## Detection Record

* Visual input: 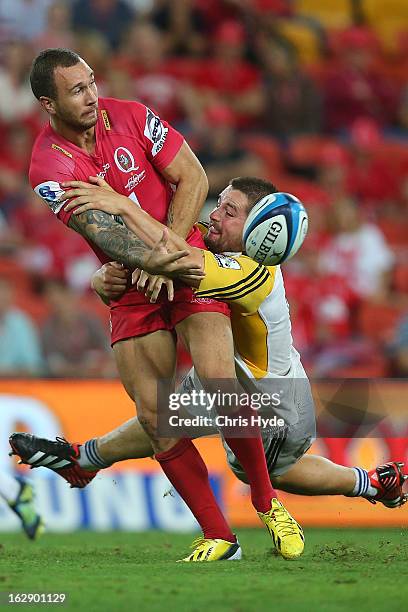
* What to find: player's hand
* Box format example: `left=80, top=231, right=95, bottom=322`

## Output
left=141, top=229, right=205, bottom=280
left=61, top=175, right=115, bottom=196
left=133, top=269, right=174, bottom=303
left=91, top=261, right=130, bottom=304
left=61, top=176, right=129, bottom=216
left=133, top=236, right=175, bottom=303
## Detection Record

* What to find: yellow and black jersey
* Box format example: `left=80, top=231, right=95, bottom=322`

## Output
left=196, top=251, right=275, bottom=315
left=196, top=250, right=295, bottom=379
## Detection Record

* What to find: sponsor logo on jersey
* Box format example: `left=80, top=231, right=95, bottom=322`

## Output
left=181, top=374, right=195, bottom=394
left=100, top=109, right=111, bottom=130
left=114, top=146, right=139, bottom=173
left=125, top=170, right=146, bottom=191
left=191, top=296, right=215, bottom=305
left=214, top=254, right=241, bottom=270
left=144, top=107, right=168, bottom=157
left=51, top=143, right=73, bottom=158
left=34, top=181, right=65, bottom=214
left=97, top=163, right=110, bottom=180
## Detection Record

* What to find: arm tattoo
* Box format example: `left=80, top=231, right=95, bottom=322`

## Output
left=167, top=202, right=174, bottom=228
left=69, top=209, right=149, bottom=269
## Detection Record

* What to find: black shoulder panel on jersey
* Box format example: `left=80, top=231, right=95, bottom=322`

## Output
left=196, top=264, right=269, bottom=301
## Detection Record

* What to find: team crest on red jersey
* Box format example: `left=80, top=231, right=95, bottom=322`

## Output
left=114, top=146, right=138, bottom=173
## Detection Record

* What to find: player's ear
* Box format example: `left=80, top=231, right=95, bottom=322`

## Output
left=39, top=96, right=57, bottom=116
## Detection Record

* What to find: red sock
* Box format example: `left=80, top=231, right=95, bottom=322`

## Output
left=156, top=439, right=234, bottom=541
left=224, top=436, right=277, bottom=513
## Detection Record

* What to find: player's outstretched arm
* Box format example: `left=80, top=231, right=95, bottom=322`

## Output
left=68, top=209, right=200, bottom=278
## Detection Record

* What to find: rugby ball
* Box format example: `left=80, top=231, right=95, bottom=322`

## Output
left=243, top=192, right=308, bottom=265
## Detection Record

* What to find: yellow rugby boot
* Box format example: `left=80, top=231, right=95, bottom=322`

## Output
left=258, top=498, right=304, bottom=560
left=9, top=479, right=45, bottom=541
left=178, top=536, right=242, bottom=562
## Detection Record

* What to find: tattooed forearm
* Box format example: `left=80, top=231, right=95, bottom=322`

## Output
left=68, top=209, right=149, bottom=269
left=166, top=202, right=174, bottom=228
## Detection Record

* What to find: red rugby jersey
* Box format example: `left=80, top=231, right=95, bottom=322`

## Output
left=29, top=97, right=203, bottom=306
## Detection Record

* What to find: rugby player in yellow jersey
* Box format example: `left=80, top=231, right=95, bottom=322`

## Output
left=10, top=177, right=407, bottom=558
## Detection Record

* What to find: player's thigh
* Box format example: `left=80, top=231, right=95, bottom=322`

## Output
left=268, top=384, right=316, bottom=481
left=176, top=312, right=236, bottom=379
left=113, top=330, right=177, bottom=405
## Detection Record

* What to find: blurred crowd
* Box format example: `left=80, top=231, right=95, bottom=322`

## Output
left=0, top=0, right=407, bottom=378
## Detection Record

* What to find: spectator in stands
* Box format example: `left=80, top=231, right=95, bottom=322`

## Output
left=320, top=197, right=394, bottom=300
left=72, top=0, right=135, bottom=50
left=323, top=27, right=397, bottom=132
left=196, top=20, right=262, bottom=129
left=104, top=66, right=135, bottom=101
left=286, top=230, right=356, bottom=355
left=73, top=30, right=111, bottom=91
left=288, top=234, right=386, bottom=378
left=256, top=40, right=322, bottom=140
left=0, top=0, right=53, bottom=43
left=197, top=104, right=264, bottom=198
left=0, top=123, right=34, bottom=221
left=316, top=143, right=349, bottom=201
left=0, top=41, right=37, bottom=123
left=345, top=118, right=397, bottom=206
left=33, top=1, right=75, bottom=52
left=0, top=122, right=33, bottom=182
left=41, top=280, right=112, bottom=378
left=11, top=186, right=96, bottom=285
left=0, top=277, right=43, bottom=376
left=115, top=21, right=199, bottom=126
left=0, top=211, right=21, bottom=256
left=147, top=0, right=206, bottom=56
left=193, top=0, right=249, bottom=36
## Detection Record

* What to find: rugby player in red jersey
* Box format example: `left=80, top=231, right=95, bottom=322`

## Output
left=27, top=49, right=287, bottom=561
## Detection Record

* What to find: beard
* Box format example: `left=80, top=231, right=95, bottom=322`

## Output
left=56, top=104, right=98, bottom=131
left=81, top=114, right=98, bottom=130
left=204, top=232, right=222, bottom=254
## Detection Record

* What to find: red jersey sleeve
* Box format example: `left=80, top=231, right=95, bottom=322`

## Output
left=29, top=148, right=77, bottom=227
left=130, top=102, right=184, bottom=172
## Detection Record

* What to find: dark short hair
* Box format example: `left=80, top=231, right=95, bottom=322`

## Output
left=229, top=177, right=278, bottom=209
left=30, top=48, right=81, bottom=100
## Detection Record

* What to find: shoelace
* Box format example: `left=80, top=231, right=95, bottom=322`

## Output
left=271, top=508, right=300, bottom=538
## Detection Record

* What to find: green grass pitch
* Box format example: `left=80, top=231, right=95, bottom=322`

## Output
left=1, top=529, right=408, bottom=611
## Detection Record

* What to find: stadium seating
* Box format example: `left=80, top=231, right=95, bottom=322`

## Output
left=362, top=0, right=408, bottom=54
left=0, top=258, right=31, bottom=293
left=362, top=0, right=408, bottom=25
left=288, top=134, right=347, bottom=167
left=240, top=134, right=283, bottom=174
left=357, top=301, right=405, bottom=343
left=294, top=0, right=353, bottom=29
left=276, top=18, right=321, bottom=64
left=328, top=355, right=388, bottom=378
left=14, top=288, right=49, bottom=324
left=79, top=292, right=110, bottom=326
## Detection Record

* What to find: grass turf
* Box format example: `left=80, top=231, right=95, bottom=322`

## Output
left=1, top=529, right=408, bottom=611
